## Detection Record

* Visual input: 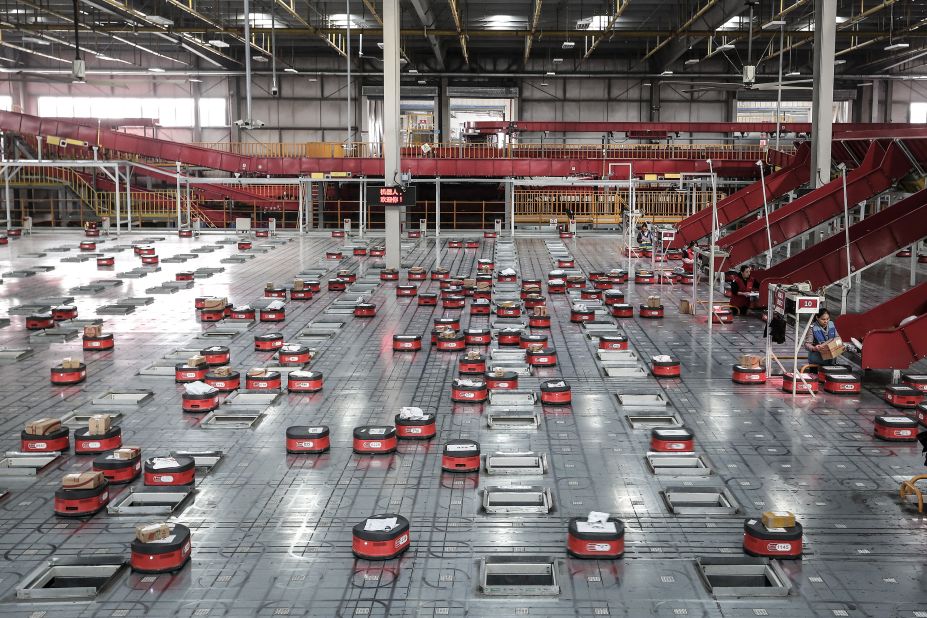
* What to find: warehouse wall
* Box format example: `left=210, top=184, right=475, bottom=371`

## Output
left=517, top=78, right=732, bottom=144
left=883, top=80, right=927, bottom=123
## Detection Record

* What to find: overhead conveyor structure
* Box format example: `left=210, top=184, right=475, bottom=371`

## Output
left=835, top=282, right=927, bottom=370
left=0, top=112, right=771, bottom=179
left=668, top=143, right=811, bottom=249
left=716, top=141, right=916, bottom=267
left=753, top=187, right=927, bottom=302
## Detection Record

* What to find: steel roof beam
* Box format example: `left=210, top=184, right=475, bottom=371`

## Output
left=581, top=0, right=631, bottom=62
left=406, top=0, right=445, bottom=69
left=446, top=0, right=469, bottom=65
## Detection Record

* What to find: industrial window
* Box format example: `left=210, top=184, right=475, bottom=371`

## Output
left=912, top=103, right=927, bottom=123
left=0, top=95, right=11, bottom=111
left=36, top=97, right=226, bottom=127
left=736, top=100, right=849, bottom=124
left=198, top=98, right=227, bottom=127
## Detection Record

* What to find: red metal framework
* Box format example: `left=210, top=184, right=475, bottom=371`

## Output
left=754, top=188, right=927, bottom=301
left=0, top=111, right=767, bottom=178
left=836, top=281, right=927, bottom=343
left=464, top=121, right=923, bottom=136
left=669, top=143, right=811, bottom=249
left=717, top=141, right=914, bottom=267
left=835, top=282, right=927, bottom=370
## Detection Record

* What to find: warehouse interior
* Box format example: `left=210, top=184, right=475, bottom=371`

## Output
left=1, top=0, right=927, bottom=615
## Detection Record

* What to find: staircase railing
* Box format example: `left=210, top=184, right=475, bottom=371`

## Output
left=11, top=165, right=215, bottom=226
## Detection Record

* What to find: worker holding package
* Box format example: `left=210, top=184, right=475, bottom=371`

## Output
left=805, top=308, right=845, bottom=366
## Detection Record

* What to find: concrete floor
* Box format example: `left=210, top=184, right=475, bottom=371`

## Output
left=0, top=230, right=924, bottom=617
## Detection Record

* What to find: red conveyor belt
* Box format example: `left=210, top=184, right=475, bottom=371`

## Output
left=835, top=281, right=927, bottom=343
left=0, top=111, right=764, bottom=178
left=834, top=282, right=927, bottom=370
left=668, top=143, right=810, bottom=249
left=716, top=141, right=914, bottom=267
left=754, top=188, right=927, bottom=301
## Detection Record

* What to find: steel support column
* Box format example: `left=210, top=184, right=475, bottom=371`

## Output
left=383, top=0, right=401, bottom=269
left=810, top=0, right=837, bottom=189
left=435, top=178, right=441, bottom=268
left=297, top=180, right=304, bottom=232
left=505, top=178, right=513, bottom=238
left=125, top=166, right=132, bottom=231
left=114, top=164, right=121, bottom=237
left=175, top=162, right=182, bottom=228
left=360, top=177, right=366, bottom=239
left=2, top=136, right=11, bottom=232
left=440, top=78, right=451, bottom=141
left=186, top=180, right=192, bottom=227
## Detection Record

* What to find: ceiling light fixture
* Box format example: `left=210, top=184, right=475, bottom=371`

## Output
left=883, top=3, right=907, bottom=54
left=546, top=71, right=555, bottom=76
left=660, top=70, right=673, bottom=76
left=148, top=67, right=165, bottom=72
left=207, top=39, right=229, bottom=48
left=146, top=15, right=174, bottom=27
left=409, top=68, right=418, bottom=73
left=762, top=19, right=786, bottom=30
left=188, top=78, right=203, bottom=82
left=684, top=58, right=700, bottom=65
left=834, top=59, right=846, bottom=65
left=284, top=67, right=297, bottom=73
left=562, top=41, right=575, bottom=49
left=717, top=43, right=735, bottom=51
left=552, top=58, right=563, bottom=63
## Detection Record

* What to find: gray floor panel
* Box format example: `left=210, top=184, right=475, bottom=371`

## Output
left=0, top=231, right=922, bottom=616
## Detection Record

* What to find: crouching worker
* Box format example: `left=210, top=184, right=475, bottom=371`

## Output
left=729, top=265, right=759, bottom=316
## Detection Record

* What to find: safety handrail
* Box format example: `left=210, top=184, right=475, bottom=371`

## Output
left=513, top=189, right=721, bottom=222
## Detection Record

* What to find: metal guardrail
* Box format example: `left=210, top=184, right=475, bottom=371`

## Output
left=513, top=189, right=721, bottom=224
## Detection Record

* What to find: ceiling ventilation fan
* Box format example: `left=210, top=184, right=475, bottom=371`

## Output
left=665, top=1, right=812, bottom=94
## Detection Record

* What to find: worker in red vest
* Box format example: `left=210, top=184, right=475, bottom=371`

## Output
left=729, top=264, right=758, bottom=315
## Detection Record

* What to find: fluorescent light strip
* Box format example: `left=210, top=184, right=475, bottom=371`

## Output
left=111, top=35, right=187, bottom=64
